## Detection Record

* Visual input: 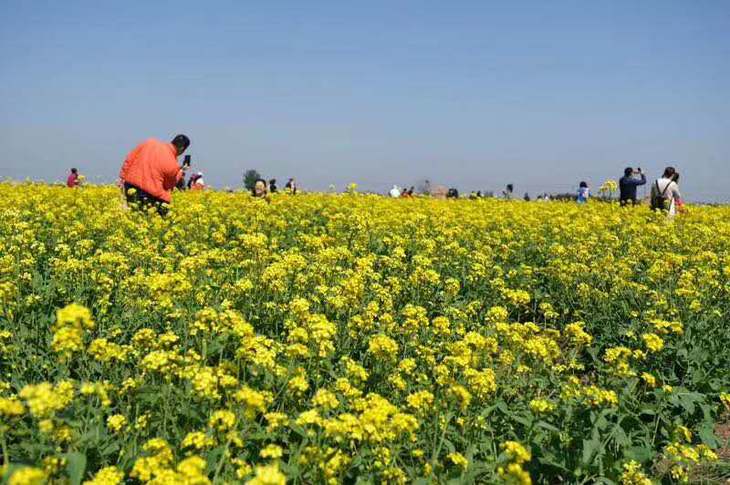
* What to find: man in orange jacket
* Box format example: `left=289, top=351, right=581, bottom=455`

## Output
left=119, top=134, right=190, bottom=215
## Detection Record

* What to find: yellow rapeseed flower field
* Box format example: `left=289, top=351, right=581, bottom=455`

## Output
left=1, top=182, right=729, bottom=484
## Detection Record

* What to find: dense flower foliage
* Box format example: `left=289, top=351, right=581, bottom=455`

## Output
left=0, top=182, right=729, bottom=483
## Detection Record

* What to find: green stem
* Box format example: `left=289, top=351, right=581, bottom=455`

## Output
left=213, top=437, right=232, bottom=482
left=1, top=429, right=8, bottom=469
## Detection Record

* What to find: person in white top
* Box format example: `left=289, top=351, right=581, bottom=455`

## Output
left=650, top=167, right=682, bottom=216
left=389, top=185, right=401, bottom=198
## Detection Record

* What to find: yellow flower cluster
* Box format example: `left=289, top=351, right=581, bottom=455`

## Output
left=662, top=441, right=718, bottom=482
left=619, top=460, right=651, bottom=485
left=498, top=441, right=532, bottom=484
left=52, top=303, right=95, bottom=360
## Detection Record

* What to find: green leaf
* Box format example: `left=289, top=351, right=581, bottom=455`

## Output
left=99, top=442, right=120, bottom=457
left=535, top=420, right=560, bottom=433
left=582, top=438, right=602, bottom=465
left=513, top=414, right=533, bottom=427
left=698, top=424, right=720, bottom=448
left=65, top=452, right=87, bottom=485
left=638, top=407, right=656, bottom=416
left=677, top=393, right=699, bottom=414
left=624, top=446, right=654, bottom=463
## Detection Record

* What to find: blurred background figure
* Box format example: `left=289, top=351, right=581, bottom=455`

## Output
left=176, top=173, right=187, bottom=191
left=523, top=192, right=531, bottom=201
left=285, top=178, right=298, bottom=194
left=577, top=181, right=590, bottom=204
left=269, top=179, right=278, bottom=193
left=389, top=185, right=401, bottom=197
left=66, top=168, right=81, bottom=188
left=503, top=184, right=514, bottom=200
left=189, top=172, right=206, bottom=191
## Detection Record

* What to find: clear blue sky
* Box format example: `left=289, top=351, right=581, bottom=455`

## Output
left=1, top=0, right=728, bottom=200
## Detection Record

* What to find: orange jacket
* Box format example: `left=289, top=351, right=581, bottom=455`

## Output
left=119, top=139, right=182, bottom=203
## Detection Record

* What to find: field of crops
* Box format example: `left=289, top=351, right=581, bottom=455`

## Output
left=1, top=183, right=729, bottom=484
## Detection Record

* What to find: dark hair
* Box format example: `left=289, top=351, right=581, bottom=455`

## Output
left=662, top=166, right=676, bottom=178
left=171, top=134, right=190, bottom=153
left=71, top=168, right=78, bottom=174
left=270, top=179, right=276, bottom=184
left=624, top=167, right=633, bottom=176
left=579, top=181, right=588, bottom=188
left=506, top=184, right=514, bottom=192
left=672, top=172, right=680, bottom=183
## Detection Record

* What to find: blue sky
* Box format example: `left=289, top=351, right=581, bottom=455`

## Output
left=1, top=0, right=728, bottom=199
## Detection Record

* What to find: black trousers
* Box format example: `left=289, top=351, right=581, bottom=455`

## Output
left=123, top=183, right=168, bottom=216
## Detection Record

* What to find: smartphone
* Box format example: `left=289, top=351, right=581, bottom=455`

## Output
left=183, top=155, right=191, bottom=167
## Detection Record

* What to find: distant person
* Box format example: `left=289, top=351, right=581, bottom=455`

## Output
left=650, top=166, right=682, bottom=216
left=66, top=168, right=81, bottom=188
left=446, top=187, right=459, bottom=199
left=619, top=167, right=647, bottom=206
left=285, top=178, right=297, bottom=194
left=119, top=134, right=190, bottom=215
left=269, top=179, right=278, bottom=193
left=389, top=185, right=401, bottom=198
left=189, top=172, right=206, bottom=191
left=577, top=181, right=590, bottom=204
left=523, top=192, right=531, bottom=202
left=502, top=184, right=514, bottom=200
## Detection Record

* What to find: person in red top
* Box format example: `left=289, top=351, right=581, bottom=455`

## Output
left=189, top=172, right=206, bottom=191
left=66, top=168, right=80, bottom=187
left=119, top=134, right=190, bottom=215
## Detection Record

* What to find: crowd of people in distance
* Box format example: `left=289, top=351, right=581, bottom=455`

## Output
left=63, top=133, right=686, bottom=217
left=389, top=166, right=683, bottom=216
left=573, top=166, right=683, bottom=215
left=388, top=185, right=415, bottom=198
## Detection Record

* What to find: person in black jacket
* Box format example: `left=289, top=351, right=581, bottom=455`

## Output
left=619, top=167, right=647, bottom=206
left=285, top=178, right=297, bottom=194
